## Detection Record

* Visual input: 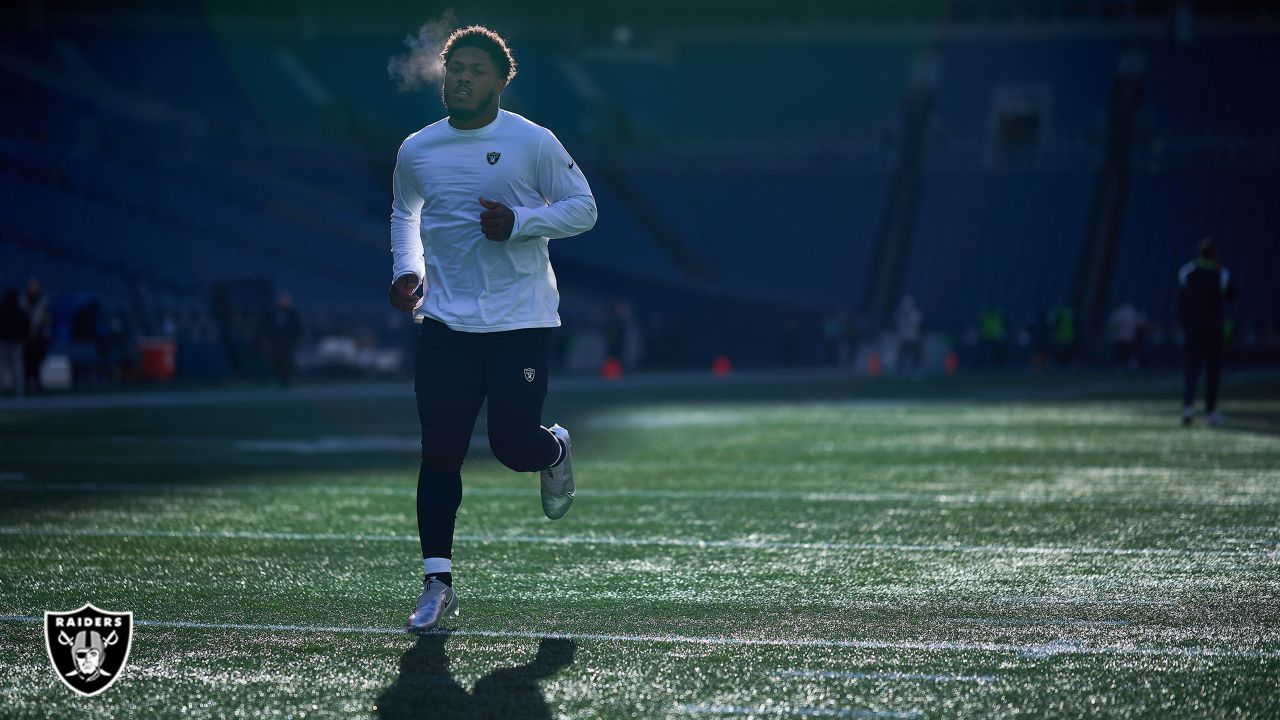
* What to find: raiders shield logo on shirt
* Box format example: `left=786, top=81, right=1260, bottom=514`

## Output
left=486, top=151, right=501, bottom=165
left=523, top=368, right=535, bottom=382
left=45, top=604, right=133, bottom=696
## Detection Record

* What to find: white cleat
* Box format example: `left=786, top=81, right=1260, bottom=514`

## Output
left=540, top=424, right=575, bottom=520
left=406, top=577, right=458, bottom=633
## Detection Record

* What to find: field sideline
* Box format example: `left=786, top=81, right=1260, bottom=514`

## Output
left=1, top=370, right=1278, bottom=719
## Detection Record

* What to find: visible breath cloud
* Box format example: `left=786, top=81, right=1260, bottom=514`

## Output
left=388, top=9, right=458, bottom=92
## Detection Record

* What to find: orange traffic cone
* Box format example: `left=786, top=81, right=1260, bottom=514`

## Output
left=867, top=352, right=882, bottom=378
left=945, top=351, right=958, bottom=376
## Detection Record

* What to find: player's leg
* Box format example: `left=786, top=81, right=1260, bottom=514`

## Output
left=481, top=327, right=574, bottom=519
left=1204, top=329, right=1224, bottom=425
left=483, top=327, right=560, bottom=471
left=409, top=319, right=484, bottom=631
left=1181, top=329, right=1204, bottom=425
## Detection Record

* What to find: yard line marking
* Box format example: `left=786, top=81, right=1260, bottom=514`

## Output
left=992, top=596, right=1176, bottom=607
left=772, top=669, right=999, bottom=683
left=0, top=615, right=1276, bottom=659
left=1, top=478, right=1276, bottom=509
left=940, top=617, right=1130, bottom=628
left=674, top=704, right=920, bottom=719
left=0, top=526, right=1271, bottom=560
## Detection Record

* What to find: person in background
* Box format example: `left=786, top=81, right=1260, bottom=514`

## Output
left=1024, top=307, right=1050, bottom=371
left=1106, top=302, right=1147, bottom=371
left=18, top=278, right=51, bottom=395
left=0, top=289, right=27, bottom=397
left=1047, top=305, right=1077, bottom=369
left=267, top=292, right=301, bottom=387
left=978, top=305, right=1007, bottom=367
left=1179, top=238, right=1236, bottom=427
left=894, top=295, right=923, bottom=376
left=606, top=301, right=643, bottom=372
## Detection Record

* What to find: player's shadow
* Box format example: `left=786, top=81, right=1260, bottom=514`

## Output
left=375, top=633, right=576, bottom=720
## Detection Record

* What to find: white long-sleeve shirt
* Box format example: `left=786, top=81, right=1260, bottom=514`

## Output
left=390, top=109, right=597, bottom=332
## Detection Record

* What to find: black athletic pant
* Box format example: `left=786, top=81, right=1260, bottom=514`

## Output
left=415, top=318, right=561, bottom=560
left=1182, top=327, right=1223, bottom=413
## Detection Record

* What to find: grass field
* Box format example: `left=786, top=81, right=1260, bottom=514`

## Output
left=1, top=370, right=1278, bottom=719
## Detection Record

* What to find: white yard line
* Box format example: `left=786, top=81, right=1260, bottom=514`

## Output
left=992, top=596, right=1177, bottom=607
left=674, top=704, right=921, bottom=719
left=0, top=526, right=1268, bottom=559
left=772, top=669, right=999, bottom=683
left=0, top=615, right=1275, bottom=659
left=1, top=478, right=1276, bottom=509
left=940, top=617, right=1130, bottom=628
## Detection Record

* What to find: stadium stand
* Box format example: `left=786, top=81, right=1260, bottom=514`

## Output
left=2, top=4, right=1277, bottom=381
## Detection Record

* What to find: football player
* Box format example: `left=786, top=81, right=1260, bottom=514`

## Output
left=388, top=25, right=596, bottom=631
left=1178, top=238, right=1236, bottom=426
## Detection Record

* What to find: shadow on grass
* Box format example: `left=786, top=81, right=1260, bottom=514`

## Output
left=375, top=634, right=576, bottom=720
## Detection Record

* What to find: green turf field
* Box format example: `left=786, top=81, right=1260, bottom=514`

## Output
left=2, top=371, right=1278, bottom=719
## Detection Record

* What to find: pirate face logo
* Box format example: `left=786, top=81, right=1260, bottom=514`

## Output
left=486, top=151, right=501, bottom=165
left=45, top=604, right=133, bottom=696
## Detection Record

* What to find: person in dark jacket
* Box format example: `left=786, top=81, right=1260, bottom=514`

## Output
left=265, top=292, right=301, bottom=387
left=18, top=278, right=51, bottom=395
left=1178, top=239, right=1236, bottom=426
left=0, top=289, right=27, bottom=397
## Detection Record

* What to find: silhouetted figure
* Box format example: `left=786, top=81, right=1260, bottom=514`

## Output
left=18, top=278, right=51, bottom=394
left=265, top=292, right=301, bottom=386
left=978, top=305, right=1007, bottom=367
left=0, top=289, right=27, bottom=397
left=821, top=310, right=851, bottom=367
left=894, top=295, right=923, bottom=375
left=1047, top=305, right=1077, bottom=368
left=1179, top=239, right=1236, bottom=426
left=1107, top=302, right=1147, bottom=370
left=1024, top=307, right=1050, bottom=371
left=606, top=301, right=642, bottom=371
left=376, top=635, right=576, bottom=720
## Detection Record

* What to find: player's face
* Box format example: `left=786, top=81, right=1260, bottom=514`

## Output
left=442, top=47, right=504, bottom=120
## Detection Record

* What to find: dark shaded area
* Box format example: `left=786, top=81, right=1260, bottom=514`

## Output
left=4, top=1, right=1279, bottom=384
left=375, top=634, right=576, bottom=720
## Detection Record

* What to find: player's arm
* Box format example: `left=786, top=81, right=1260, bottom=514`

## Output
left=1176, top=262, right=1191, bottom=328
left=389, top=143, right=426, bottom=311
left=507, top=129, right=597, bottom=240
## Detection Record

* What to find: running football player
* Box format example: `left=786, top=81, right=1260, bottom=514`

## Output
left=388, top=25, right=597, bottom=631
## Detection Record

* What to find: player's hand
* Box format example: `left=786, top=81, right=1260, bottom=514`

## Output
left=388, top=273, right=422, bottom=312
left=479, top=197, right=515, bottom=241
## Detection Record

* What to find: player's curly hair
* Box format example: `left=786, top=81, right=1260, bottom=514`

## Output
left=440, top=25, right=517, bottom=84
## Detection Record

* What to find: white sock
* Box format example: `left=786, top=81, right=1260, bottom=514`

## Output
left=423, top=557, right=451, bottom=576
